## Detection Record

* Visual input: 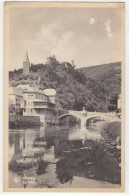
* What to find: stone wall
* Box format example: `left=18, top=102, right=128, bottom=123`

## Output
left=9, top=115, right=40, bottom=129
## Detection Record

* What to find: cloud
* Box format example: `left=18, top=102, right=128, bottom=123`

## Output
left=33, top=23, right=89, bottom=63
left=105, top=20, right=112, bottom=39
left=51, top=30, right=77, bottom=61
left=89, top=18, right=96, bottom=25
left=34, top=23, right=62, bottom=47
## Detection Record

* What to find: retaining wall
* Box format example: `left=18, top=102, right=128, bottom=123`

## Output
left=9, top=115, right=40, bottom=129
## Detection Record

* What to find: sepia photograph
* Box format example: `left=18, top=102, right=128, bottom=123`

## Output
left=3, top=2, right=124, bottom=192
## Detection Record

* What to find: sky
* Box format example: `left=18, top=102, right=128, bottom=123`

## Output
left=9, top=5, right=124, bottom=70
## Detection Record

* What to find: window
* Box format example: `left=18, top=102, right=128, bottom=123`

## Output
left=31, top=95, right=33, bottom=99
left=28, top=95, right=30, bottom=99
left=28, top=102, right=30, bottom=106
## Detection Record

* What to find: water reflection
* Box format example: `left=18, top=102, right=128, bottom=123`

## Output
left=9, top=124, right=121, bottom=188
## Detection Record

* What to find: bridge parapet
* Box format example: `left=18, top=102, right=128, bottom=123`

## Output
left=58, top=110, right=118, bottom=125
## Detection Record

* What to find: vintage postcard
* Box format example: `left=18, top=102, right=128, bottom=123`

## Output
left=4, top=2, right=125, bottom=192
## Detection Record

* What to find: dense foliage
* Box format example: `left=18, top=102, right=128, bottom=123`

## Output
left=78, top=62, right=121, bottom=96
left=9, top=57, right=121, bottom=112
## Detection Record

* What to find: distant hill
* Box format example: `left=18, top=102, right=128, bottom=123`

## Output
left=9, top=59, right=121, bottom=112
left=77, top=62, right=121, bottom=95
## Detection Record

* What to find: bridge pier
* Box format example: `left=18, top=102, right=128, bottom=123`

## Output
left=80, top=118, right=86, bottom=129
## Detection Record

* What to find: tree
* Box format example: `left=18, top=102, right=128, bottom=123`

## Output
left=9, top=104, right=15, bottom=114
left=110, top=95, right=117, bottom=106
left=107, top=94, right=118, bottom=112
left=85, top=103, right=95, bottom=112
left=107, top=104, right=116, bottom=112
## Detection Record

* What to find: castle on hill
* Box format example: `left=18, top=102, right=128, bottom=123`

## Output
left=22, top=51, right=75, bottom=75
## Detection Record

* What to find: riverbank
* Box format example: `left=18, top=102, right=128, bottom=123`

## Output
left=9, top=115, right=41, bottom=129
left=9, top=114, right=61, bottom=129
left=100, top=121, right=121, bottom=137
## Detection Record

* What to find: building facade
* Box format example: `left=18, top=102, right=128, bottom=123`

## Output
left=16, top=85, right=58, bottom=125
left=9, top=87, right=23, bottom=113
left=42, top=89, right=56, bottom=104
left=47, top=55, right=57, bottom=65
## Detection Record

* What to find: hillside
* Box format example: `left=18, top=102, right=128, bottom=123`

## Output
left=77, top=62, right=121, bottom=96
left=9, top=59, right=121, bottom=112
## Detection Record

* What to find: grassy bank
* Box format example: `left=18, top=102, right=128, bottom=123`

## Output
left=100, top=121, right=121, bottom=138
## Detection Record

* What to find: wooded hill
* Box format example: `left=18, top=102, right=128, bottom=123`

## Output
left=9, top=58, right=121, bottom=112
left=77, top=62, right=121, bottom=96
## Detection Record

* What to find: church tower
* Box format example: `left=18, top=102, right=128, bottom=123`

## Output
left=23, top=51, right=30, bottom=74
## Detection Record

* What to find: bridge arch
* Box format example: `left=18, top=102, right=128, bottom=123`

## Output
left=86, top=115, right=112, bottom=125
left=58, top=113, right=82, bottom=121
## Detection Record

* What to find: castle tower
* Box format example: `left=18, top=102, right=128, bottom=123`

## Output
left=23, top=51, right=30, bottom=74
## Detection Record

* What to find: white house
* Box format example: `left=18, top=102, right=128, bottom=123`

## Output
left=9, top=86, right=23, bottom=111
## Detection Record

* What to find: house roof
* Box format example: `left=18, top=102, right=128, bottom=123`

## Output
left=16, top=84, right=33, bottom=92
left=42, top=89, right=56, bottom=96
left=9, top=87, right=23, bottom=96
left=16, top=84, right=48, bottom=96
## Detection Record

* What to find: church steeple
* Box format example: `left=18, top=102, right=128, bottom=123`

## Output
left=23, top=51, right=30, bottom=74
left=25, top=51, right=29, bottom=62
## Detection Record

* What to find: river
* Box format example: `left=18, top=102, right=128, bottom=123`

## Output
left=9, top=122, right=121, bottom=189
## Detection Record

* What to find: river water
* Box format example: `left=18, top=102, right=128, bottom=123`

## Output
left=9, top=123, right=121, bottom=189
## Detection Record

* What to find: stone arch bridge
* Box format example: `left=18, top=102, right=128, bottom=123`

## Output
left=58, top=110, right=118, bottom=126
